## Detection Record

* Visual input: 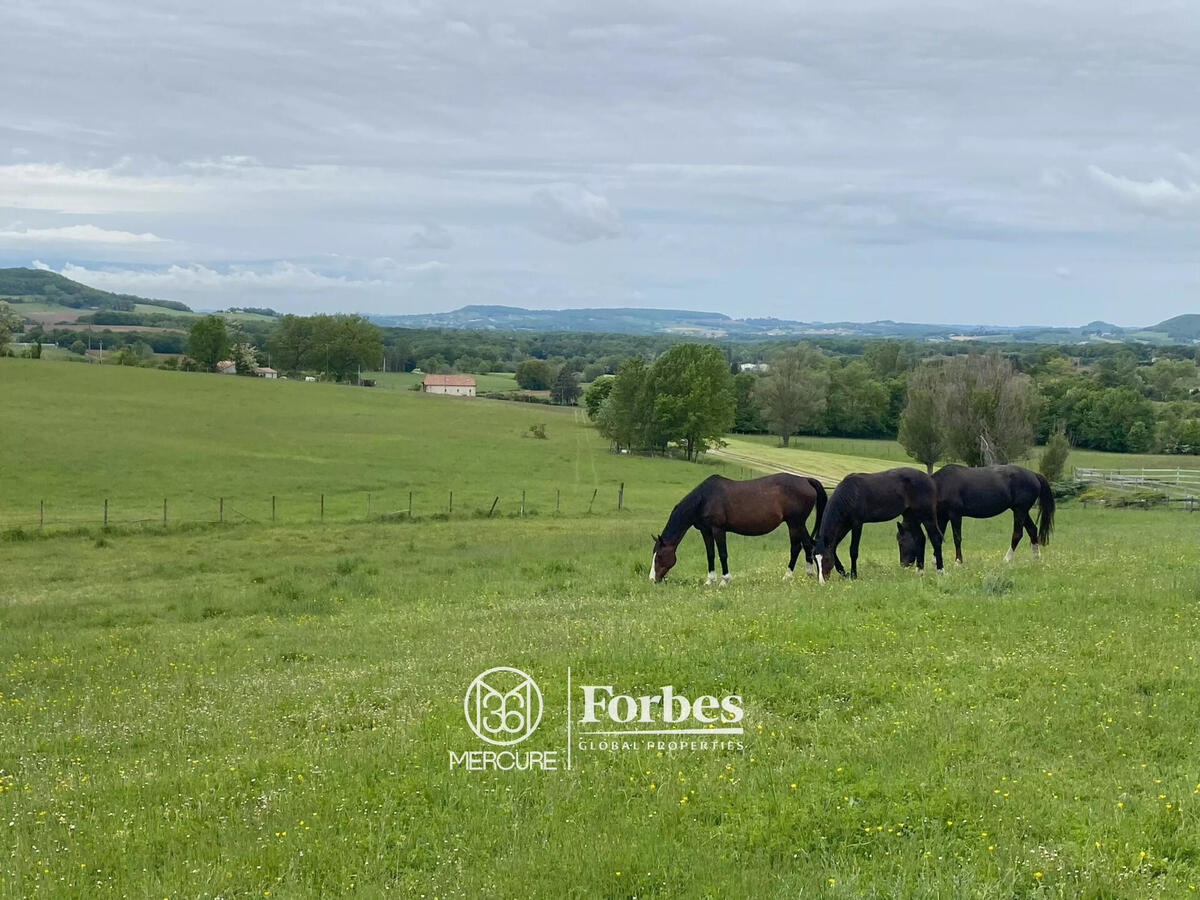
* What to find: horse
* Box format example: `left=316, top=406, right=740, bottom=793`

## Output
left=896, top=464, right=1055, bottom=566
left=650, top=473, right=828, bottom=585
left=813, top=467, right=943, bottom=582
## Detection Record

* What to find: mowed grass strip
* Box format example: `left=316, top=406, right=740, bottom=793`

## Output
left=0, top=506, right=1196, bottom=897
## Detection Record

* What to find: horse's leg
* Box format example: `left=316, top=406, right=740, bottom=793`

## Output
left=848, top=524, right=862, bottom=579
left=923, top=517, right=945, bottom=573
left=1022, top=508, right=1040, bottom=559
left=951, top=516, right=964, bottom=564
left=1004, top=509, right=1023, bottom=562
left=784, top=522, right=803, bottom=579
left=714, top=529, right=731, bottom=585
left=700, top=526, right=717, bottom=585
left=799, top=521, right=816, bottom=576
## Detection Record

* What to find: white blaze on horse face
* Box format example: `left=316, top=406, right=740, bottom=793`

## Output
left=649, top=554, right=657, bottom=582
left=815, top=554, right=825, bottom=585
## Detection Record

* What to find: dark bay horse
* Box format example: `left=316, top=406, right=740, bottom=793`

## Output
left=814, top=467, right=943, bottom=582
left=897, top=464, right=1055, bottom=566
left=650, top=474, right=827, bottom=585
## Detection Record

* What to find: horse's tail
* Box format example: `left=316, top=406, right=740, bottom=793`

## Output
left=807, top=477, right=828, bottom=534
left=1036, top=473, right=1055, bottom=546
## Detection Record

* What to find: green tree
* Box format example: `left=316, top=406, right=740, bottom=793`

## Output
left=187, top=315, right=230, bottom=372
left=732, top=371, right=767, bottom=433
left=583, top=376, right=614, bottom=420
left=69, top=339, right=87, bottom=356
left=1039, top=431, right=1071, bottom=481
left=0, top=301, right=23, bottom=355
left=647, top=343, right=735, bottom=460
left=515, top=358, right=554, bottom=390
left=825, top=361, right=890, bottom=437
left=230, top=342, right=260, bottom=375
left=596, top=357, right=652, bottom=451
left=753, top=347, right=828, bottom=445
left=897, top=364, right=944, bottom=473
left=550, top=368, right=582, bottom=406
left=938, top=351, right=1039, bottom=465
left=1140, top=358, right=1195, bottom=401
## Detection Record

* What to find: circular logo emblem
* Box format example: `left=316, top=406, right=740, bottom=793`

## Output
left=464, top=666, right=543, bottom=746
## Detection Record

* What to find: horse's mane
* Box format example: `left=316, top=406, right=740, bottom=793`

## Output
left=661, top=479, right=712, bottom=544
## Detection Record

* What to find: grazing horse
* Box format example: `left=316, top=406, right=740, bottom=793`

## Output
left=650, top=474, right=827, bottom=585
left=896, top=464, right=1055, bottom=566
left=813, top=467, right=943, bottom=582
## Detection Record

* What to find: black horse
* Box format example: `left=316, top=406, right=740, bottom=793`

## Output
left=897, top=464, right=1055, bottom=566
left=813, top=467, right=943, bottom=582
left=651, top=474, right=828, bottom=584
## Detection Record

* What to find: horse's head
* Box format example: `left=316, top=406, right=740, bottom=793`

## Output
left=896, top=521, right=923, bottom=567
left=813, top=534, right=835, bottom=583
left=650, top=534, right=677, bottom=582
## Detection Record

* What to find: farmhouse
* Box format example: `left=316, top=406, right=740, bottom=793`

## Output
left=422, top=374, right=476, bottom=397
left=253, top=366, right=278, bottom=379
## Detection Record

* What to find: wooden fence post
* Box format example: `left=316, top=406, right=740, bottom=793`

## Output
left=219, top=497, right=223, bottom=523
left=104, top=498, right=108, bottom=525
left=408, top=490, right=413, bottom=517
left=163, top=498, right=167, bottom=526
left=488, top=497, right=499, bottom=517
left=39, top=500, right=43, bottom=530
left=449, top=491, right=453, bottom=515
left=521, top=490, right=525, bottom=517
left=320, top=493, right=324, bottom=522
left=272, top=495, right=276, bottom=523
left=367, top=492, right=371, bottom=518
left=618, top=482, right=624, bottom=510
left=555, top=488, right=560, bottom=513
left=587, top=488, right=598, bottom=514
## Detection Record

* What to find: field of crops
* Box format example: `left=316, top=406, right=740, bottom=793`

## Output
left=1, top=359, right=1196, bottom=897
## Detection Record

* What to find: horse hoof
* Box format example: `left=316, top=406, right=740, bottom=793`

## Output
left=916, top=568, right=925, bottom=577
left=782, top=569, right=794, bottom=581
left=720, top=575, right=731, bottom=587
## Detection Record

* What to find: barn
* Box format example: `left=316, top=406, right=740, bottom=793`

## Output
left=421, top=374, right=476, bottom=397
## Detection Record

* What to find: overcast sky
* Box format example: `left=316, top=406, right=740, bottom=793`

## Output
left=1, top=1, right=1196, bottom=325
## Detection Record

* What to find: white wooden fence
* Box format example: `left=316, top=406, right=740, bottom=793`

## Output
left=1074, top=466, right=1200, bottom=498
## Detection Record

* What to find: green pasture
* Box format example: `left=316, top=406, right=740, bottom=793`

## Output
left=0, top=360, right=702, bottom=530
left=731, top=434, right=1200, bottom=477
left=0, top=358, right=1197, bottom=897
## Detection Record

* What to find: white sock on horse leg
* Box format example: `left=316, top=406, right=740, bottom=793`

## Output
left=1032, top=544, right=1041, bottom=559
left=1004, top=547, right=1014, bottom=562
left=783, top=568, right=793, bottom=580
left=720, top=573, right=731, bottom=586
left=706, top=571, right=716, bottom=586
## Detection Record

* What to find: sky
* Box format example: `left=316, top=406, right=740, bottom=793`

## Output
left=0, top=1, right=1196, bottom=326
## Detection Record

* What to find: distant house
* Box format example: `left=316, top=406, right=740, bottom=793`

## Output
left=739, top=363, right=768, bottom=373
left=421, top=374, right=476, bottom=397
left=216, top=360, right=237, bottom=375
left=254, top=367, right=278, bottom=379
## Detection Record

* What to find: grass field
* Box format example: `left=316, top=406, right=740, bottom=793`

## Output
left=1, top=359, right=1197, bottom=897
left=732, top=434, right=1200, bottom=476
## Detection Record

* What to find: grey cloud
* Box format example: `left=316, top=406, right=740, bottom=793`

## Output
left=531, top=184, right=624, bottom=244
left=408, top=223, right=455, bottom=249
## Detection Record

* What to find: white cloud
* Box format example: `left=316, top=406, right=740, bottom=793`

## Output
left=531, top=184, right=623, bottom=244
left=1086, top=165, right=1200, bottom=217
left=0, top=224, right=168, bottom=243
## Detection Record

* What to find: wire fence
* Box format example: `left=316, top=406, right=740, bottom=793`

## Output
left=0, top=483, right=634, bottom=536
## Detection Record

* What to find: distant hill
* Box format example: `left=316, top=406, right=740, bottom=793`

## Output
left=1148, top=314, right=1200, bottom=343
left=0, top=267, right=191, bottom=313
left=372, top=304, right=1197, bottom=344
